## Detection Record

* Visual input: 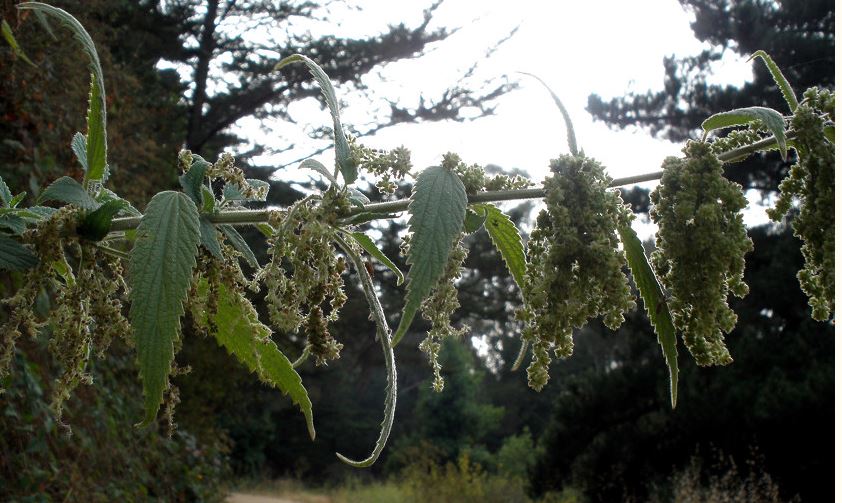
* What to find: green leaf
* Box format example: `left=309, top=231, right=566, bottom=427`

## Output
left=0, top=176, right=11, bottom=207
left=222, top=179, right=270, bottom=202
left=71, top=132, right=88, bottom=172
left=200, top=186, right=216, bottom=213
left=824, top=126, right=834, bottom=145
left=78, top=199, right=127, bottom=241
left=15, top=206, right=57, bottom=222
left=129, top=191, right=200, bottom=426
left=349, top=231, right=404, bottom=285
left=1, top=18, right=36, bottom=67
left=702, top=107, right=788, bottom=161
left=276, top=54, right=356, bottom=186
left=463, top=207, right=487, bottom=234
left=219, top=224, right=259, bottom=269
left=333, top=235, right=396, bottom=467
left=748, top=50, right=798, bottom=114
left=618, top=223, right=679, bottom=408
left=19, top=3, right=108, bottom=187
left=9, top=192, right=25, bottom=208
left=392, top=165, right=467, bottom=346
left=178, top=159, right=208, bottom=205
left=0, top=234, right=37, bottom=271
left=520, top=72, right=578, bottom=155
left=38, top=176, right=98, bottom=210
left=199, top=216, right=223, bottom=260
left=479, top=204, right=526, bottom=291
left=96, top=189, right=141, bottom=217
left=198, top=280, right=315, bottom=440
left=51, top=252, right=75, bottom=286
left=299, top=158, right=338, bottom=185
left=0, top=214, right=26, bottom=235
left=348, top=188, right=370, bottom=207
left=256, top=223, right=274, bottom=238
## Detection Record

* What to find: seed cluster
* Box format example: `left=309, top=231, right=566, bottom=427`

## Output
left=349, top=138, right=413, bottom=194
left=441, top=152, right=531, bottom=195
left=767, top=88, right=835, bottom=321
left=419, top=236, right=469, bottom=392
left=650, top=141, right=752, bottom=366
left=180, top=150, right=268, bottom=202
left=519, top=155, right=634, bottom=390
left=1, top=207, right=131, bottom=432
left=261, top=191, right=348, bottom=366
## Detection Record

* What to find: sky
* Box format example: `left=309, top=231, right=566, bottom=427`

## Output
left=236, top=0, right=755, bottom=204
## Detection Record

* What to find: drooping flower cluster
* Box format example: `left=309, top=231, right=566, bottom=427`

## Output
left=419, top=235, right=469, bottom=392
left=650, top=141, right=752, bottom=366
left=0, top=207, right=132, bottom=432
left=767, top=88, right=835, bottom=321
left=48, top=245, right=132, bottom=430
left=519, top=155, right=635, bottom=390
left=261, top=190, right=348, bottom=365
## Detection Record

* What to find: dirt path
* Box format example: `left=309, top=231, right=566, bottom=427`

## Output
left=227, top=492, right=331, bottom=503
left=226, top=493, right=302, bottom=503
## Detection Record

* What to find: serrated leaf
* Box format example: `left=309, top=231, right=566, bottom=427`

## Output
left=222, top=179, right=270, bottom=202
left=1, top=18, right=36, bottom=67
left=220, top=224, right=259, bottom=269
left=702, top=107, right=788, bottom=161
left=0, top=214, right=27, bottom=235
left=197, top=280, right=315, bottom=439
left=19, top=3, right=108, bottom=187
left=299, top=158, right=338, bottom=185
left=479, top=204, right=526, bottom=291
left=276, top=54, right=356, bottom=185
left=520, top=72, right=578, bottom=155
left=200, top=186, right=216, bottom=213
left=392, top=165, right=467, bottom=346
left=749, top=50, right=798, bottom=114
left=39, top=176, right=98, bottom=210
left=349, top=231, right=404, bottom=285
left=71, top=132, right=88, bottom=172
left=9, top=192, right=25, bottom=208
left=178, top=159, right=208, bottom=205
left=78, top=198, right=127, bottom=241
left=619, top=223, right=679, bottom=408
left=96, top=189, right=141, bottom=217
left=129, top=191, right=200, bottom=426
left=15, top=206, right=57, bottom=222
left=0, top=234, right=37, bottom=271
left=349, top=187, right=370, bottom=206
left=0, top=176, right=11, bottom=207
left=463, top=207, right=487, bottom=234
left=199, top=216, right=223, bottom=260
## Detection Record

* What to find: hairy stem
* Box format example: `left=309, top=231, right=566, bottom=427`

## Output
left=106, top=130, right=795, bottom=233
left=333, top=232, right=397, bottom=468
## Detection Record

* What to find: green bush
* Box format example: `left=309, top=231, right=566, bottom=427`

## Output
left=0, top=337, right=230, bottom=502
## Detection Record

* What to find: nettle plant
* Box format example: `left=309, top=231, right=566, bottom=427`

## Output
left=0, top=3, right=835, bottom=467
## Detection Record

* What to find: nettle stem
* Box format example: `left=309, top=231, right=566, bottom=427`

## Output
left=107, top=130, right=793, bottom=233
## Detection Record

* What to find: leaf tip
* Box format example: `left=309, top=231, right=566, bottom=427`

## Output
left=336, top=451, right=374, bottom=468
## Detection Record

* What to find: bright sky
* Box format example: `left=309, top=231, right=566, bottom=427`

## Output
left=238, top=0, right=753, bottom=186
